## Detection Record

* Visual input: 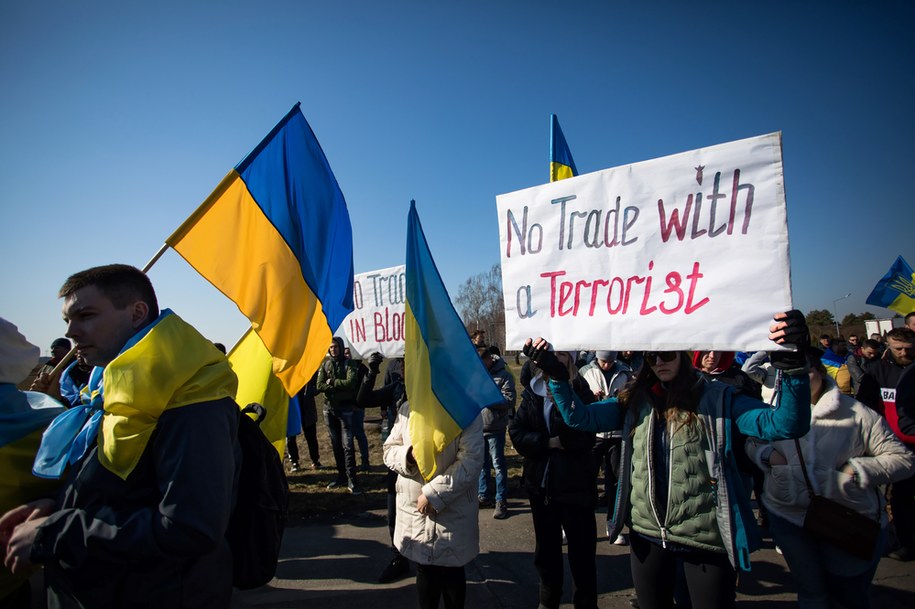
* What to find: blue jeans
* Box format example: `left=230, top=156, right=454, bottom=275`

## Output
left=351, top=407, right=370, bottom=466
left=324, top=407, right=357, bottom=482
left=478, top=431, right=507, bottom=503
left=768, top=512, right=886, bottom=609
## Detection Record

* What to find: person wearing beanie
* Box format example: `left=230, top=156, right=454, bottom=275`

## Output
left=0, top=318, right=66, bottom=607
left=28, top=338, right=73, bottom=404
left=578, top=350, right=632, bottom=544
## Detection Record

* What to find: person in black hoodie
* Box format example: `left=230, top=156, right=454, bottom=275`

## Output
left=509, top=351, right=598, bottom=609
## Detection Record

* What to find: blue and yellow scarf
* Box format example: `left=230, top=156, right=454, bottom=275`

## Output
left=33, top=309, right=237, bottom=480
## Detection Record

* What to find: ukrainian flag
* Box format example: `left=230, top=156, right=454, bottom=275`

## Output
left=820, top=347, right=853, bottom=394
left=228, top=328, right=291, bottom=457
left=404, top=201, right=504, bottom=480
left=167, top=104, right=354, bottom=395
left=866, top=256, right=915, bottom=316
left=550, top=114, right=578, bottom=182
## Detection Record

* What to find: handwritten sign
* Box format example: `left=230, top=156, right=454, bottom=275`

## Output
left=497, top=133, right=792, bottom=351
left=337, top=265, right=406, bottom=359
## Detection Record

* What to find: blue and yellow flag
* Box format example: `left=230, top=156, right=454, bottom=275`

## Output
left=819, top=348, right=853, bottom=394
left=228, top=328, right=290, bottom=457
left=550, top=114, right=578, bottom=182
left=405, top=201, right=504, bottom=480
left=167, top=104, right=354, bottom=395
left=865, top=256, right=915, bottom=316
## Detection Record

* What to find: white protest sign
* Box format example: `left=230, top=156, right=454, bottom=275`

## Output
left=497, top=132, right=792, bottom=351
left=336, top=265, right=406, bottom=359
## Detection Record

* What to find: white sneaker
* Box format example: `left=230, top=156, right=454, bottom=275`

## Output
left=613, top=533, right=629, bottom=546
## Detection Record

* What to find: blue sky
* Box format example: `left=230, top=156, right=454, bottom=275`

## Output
left=2, top=1, right=913, bottom=355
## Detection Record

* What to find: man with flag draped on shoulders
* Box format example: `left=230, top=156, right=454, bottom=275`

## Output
left=0, top=264, right=241, bottom=608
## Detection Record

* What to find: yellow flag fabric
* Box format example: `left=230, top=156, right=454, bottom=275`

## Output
left=405, top=202, right=505, bottom=480
left=228, top=328, right=289, bottom=457
left=550, top=114, right=579, bottom=182
left=99, top=312, right=237, bottom=479
left=166, top=105, right=354, bottom=396
left=1, top=429, right=63, bottom=598
left=865, top=256, right=915, bottom=315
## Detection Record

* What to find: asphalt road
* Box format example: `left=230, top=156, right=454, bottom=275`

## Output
left=230, top=502, right=915, bottom=609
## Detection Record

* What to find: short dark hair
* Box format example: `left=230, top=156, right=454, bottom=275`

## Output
left=59, top=264, right=159, bottom=322
left=862, top=339, right=881, bottom=350
left=819, top=334, right=831, bottom=340
left=906, top=312, right=915, bottom=324
left=887, top=327, right=914, bottom=342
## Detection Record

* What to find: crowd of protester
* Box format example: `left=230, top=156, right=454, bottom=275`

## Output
left=2, top=265, right=914, bottom=609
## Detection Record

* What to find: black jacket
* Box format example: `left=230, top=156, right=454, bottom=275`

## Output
left=896, top=364, right=915, bottom=438
left=32, top=398, right=241, bottom=609
left=509, top=378, right=596, bottom=508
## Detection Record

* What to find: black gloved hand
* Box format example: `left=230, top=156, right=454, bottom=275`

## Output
left=768, top=309, right=810, bottom=370
left=522, top=339, right=569, bottom=382
left=368, top=352, right=383, bottom=374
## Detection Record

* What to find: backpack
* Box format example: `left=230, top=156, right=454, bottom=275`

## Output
left=226, top=402, right=290, bottom=589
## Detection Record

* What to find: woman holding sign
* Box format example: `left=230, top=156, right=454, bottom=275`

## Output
left=522, top=310, right=811, bottom=609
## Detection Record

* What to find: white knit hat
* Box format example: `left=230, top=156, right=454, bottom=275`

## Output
left=0, top=317, right=40, bottom=384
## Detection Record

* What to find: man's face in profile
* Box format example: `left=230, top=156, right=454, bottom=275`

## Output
left=63, top=285, right=140, bottom=367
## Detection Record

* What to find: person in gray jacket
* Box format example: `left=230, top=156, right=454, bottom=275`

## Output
left=476, top=346, right=516, bottom=519
left=579, top=350, right=632, bottom=543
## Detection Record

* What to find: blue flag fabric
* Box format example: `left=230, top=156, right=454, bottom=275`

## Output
left=404, top=201, right=504, bottom=480
left=865, top=256, right=915, bottom=315
left=550, top=114, right=578, bottom=182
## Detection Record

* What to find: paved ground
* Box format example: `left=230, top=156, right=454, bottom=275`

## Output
left=230, top=502, right=915, bottom=609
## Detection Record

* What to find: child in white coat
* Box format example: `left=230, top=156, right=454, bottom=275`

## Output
left=383, top=401, right=484, bottom=609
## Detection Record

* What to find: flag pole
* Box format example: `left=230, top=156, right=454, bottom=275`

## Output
left=141, top=243, right=170, bottom=273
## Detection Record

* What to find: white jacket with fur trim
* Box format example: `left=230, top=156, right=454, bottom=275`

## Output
left=747, top=380, right=915, bottom=527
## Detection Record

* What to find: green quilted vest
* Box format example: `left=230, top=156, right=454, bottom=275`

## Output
left=628, top=404, right=725, bottom=552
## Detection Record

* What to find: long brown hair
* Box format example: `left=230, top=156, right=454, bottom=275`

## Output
left=618, top=352, right=702, bottom=425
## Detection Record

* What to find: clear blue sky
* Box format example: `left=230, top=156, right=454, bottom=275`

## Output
left=2, top=1, right=913, bottom=355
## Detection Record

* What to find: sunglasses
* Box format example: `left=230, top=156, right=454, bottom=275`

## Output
left=644, top=351, right=678, bottom=363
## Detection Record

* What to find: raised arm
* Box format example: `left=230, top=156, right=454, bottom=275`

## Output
left=522, top=337, right=624, bottom=433
left=734, top=310, right=812, bottom=440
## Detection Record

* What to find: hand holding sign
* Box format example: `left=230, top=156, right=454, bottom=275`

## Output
left=768, top=310, right=810, bottom=370
left=522, top=337, right=569, bottom=382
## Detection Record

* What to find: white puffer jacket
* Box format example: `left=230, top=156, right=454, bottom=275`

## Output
left=747, top=379, right=915, bottom=527
left=383, top=401, right=484, bottom=566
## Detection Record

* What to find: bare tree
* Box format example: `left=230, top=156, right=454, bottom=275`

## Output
left=455, top=264, right=505, bottom=351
